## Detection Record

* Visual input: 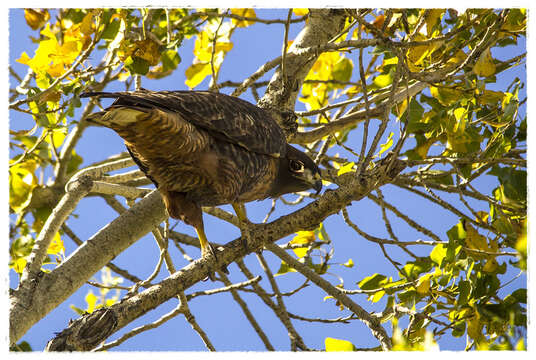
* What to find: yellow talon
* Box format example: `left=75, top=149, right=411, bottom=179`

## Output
left=232, top=203, right=250, bottom=252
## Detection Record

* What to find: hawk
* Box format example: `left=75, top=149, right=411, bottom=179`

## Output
left=81, top=89, right=322, bottom=268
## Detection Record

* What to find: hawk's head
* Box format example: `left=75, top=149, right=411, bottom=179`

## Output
left=268, top=145, right=322, bottom=198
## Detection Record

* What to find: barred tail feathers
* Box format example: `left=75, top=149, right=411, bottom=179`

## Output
left=85, top=107, right=148, bottom=128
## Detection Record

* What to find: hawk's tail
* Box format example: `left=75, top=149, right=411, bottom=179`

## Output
left=84, top=108, right=146, bottom=128
left=81, top=91, right=150, bottom=128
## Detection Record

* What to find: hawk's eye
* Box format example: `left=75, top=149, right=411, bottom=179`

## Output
left=289, top=159, right=304, bottom=172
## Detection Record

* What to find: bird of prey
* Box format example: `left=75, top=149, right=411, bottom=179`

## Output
left=81, top=89, right=322, bottom=269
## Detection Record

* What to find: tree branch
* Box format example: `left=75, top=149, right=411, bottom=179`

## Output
left=40, top=155, right=405, bottom=350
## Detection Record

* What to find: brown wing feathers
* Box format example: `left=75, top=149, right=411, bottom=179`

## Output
left=81, top=89, right=287, bottom=158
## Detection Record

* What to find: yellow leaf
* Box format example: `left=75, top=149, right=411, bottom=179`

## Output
left=446, top=49, right=467, bottom=68
left=40, top=22, right=56, bottom=39
left=395, top=96, right=410, bottom=118
left=372, top=14, right=386, bottom=30
left=47, top=63, right=65, bottom=78
left=46, top=129, right=66, bottom=149
left=36, top=73, right=51, bottom=89
left=293, top=9, right=309, bottom=16
left=185, top=62, right=212, bottom=89
left=416, top=273, right=432, bottom=294
left=105, top=298, right=117, bottom=307
left=13, top=257, right=27, bottom=274
left=16, top=52, right=32, bottom=66
left=464, top=224, right=488, bottom=256
left=291, top=231, right=315, bottom=258
left=18, top=22, right=84, bottom=81
left=80, top=10, right=96, bottom=35
left=467, top=314, right=483, bottom=340
left=373, top=73, right=393, bottom=88
left=453, top=107, right=467, bottom=133
left=118, top=70, right=130, bottom=81
left=430, top=86, right=463, bottom=106
left=9, top=160, right=39, bottom=213
left=134, top=39, right=161, bottom=66
left=475, top=211, right=489, bottom=224
left=325, top=337, right=354, bottom=351
left=371, top=290, right=385, bottom=303
left=342, top=258, right=354, bottom=268
left=24, top=9, right=50, bottom=30
left=299, top=51, right=352, bottom=109
left=230, top=8, right=256, bottom=27
left=479, top=89, right=505, bottom=106
left=424, top=9, right=444, bottom=37
left=47, top=232, right=65, bottom=255
left=406, top=34, right=444, bottom=71
left=473, top=48, right=496, bottom=77
left=378, top=132, right=394, bottom=156
left=85, top=291, right=98, bottom=313
left=337, top=162, right=355, bottom=176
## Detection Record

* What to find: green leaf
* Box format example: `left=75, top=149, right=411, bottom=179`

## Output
left=424, top=170, right=454, bottom=186
left=473, top=48, right=496, bottom=77
left=125, top=55, right=150, bottom=75
left=504, top=288, right=527, bottom=305
left=457, top=279, right=471, bottom=305
left=101, top=16, right=121, bottom=40
left=358, top=273, right=386, bottom=290
left=401, top=97, right=425, bottom=124
left=275, top=261, right=296, bottom=276
left=447, top=222, right=466, bottom=243
left=401, top=258, right=432, bottom=278
left=452, top=321, right=467, bottom=337
left=325, top=337, right=355, bottom=351
left=161, top=49, right=181, bottom=71
left=69, top=304, right=86, bottom=316
left=332, top=57, right=353, bottom=84
left=10, top=340, right=33, bottom=352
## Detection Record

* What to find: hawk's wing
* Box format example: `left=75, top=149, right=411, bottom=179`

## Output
left=81, top=89, right=287, bottom=158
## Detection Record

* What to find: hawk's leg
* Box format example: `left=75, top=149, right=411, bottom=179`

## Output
left=161, top=190, right=228, bottom=279
left=232, top=203, right=252, bottom=253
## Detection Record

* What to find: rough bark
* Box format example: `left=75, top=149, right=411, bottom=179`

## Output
left=9, top=190, right=167, bottom=345
left=257, top=9, right=347, bottom=137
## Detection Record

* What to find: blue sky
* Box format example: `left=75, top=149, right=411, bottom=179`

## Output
left=7, top=8, right=528, bottom=352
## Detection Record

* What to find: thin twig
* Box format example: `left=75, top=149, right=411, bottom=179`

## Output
left=281, top=9, right=293, bottom=85
left=256, top=252, right=309, bottom=351
left=216, top=272, right=275, bottom=351
left=177, top=292, right=216, bottom=351
left=265, top=243, right=392, bottom=350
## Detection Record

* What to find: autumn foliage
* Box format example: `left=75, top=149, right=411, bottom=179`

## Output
left=9, top=8, right=526, bottom=351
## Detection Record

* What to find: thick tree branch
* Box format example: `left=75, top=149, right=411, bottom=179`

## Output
left=10, top=190, right=167, bottom=345
left=41, top=155, right=405, bottom=350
